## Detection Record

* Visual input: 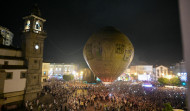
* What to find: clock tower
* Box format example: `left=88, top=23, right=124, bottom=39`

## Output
left=22, top=4, right=47, bottom=101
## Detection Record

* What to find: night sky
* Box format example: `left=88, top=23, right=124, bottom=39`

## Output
left=0, top=0, right=183, bottom=67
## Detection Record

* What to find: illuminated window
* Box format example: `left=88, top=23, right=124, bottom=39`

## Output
left=157, top=70, right=159, bottom=76
left=68, top=67, right=70, bottom=71
left=160, top=67, right=163, bottom=73
left=44, top=71, right=46, bottom=75
left=35, top=21, right=41, bottom=31
left=25, top=20, right=30, bottom=31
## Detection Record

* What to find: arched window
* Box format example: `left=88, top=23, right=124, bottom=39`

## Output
left=164, top=69, right=167, bottom=74
left=25, top=20, right=30, bottom=31
left=157, top=70, right=159, bottom=76
left=160, top=67, right=163, bottom=73
left=35, top=20, right=41, bottom=31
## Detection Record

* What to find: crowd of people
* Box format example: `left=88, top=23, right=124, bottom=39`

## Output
left=25, top=80, right=186, bottom=111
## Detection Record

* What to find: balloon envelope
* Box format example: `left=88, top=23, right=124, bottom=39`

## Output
left=83, top=26, right=134, bottom=84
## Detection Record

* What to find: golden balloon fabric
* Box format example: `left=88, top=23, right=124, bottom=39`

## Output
left=83, top=26, right=134, bottom=84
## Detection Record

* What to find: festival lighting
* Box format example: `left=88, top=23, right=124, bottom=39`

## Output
left=180, top=72, right=187, bottom=81
left=138, top=74, right=150, bottom=81
left=167, top=75, right=172, bottom=79
left=142, top=84, right=153, bottom=87
left=58, top=75, right=62, bottom=79
left=182, top=82, right=186, bottom=86
left=72, top=71, right=76, bottom=75
left=96, top=77, right=101, bottom=82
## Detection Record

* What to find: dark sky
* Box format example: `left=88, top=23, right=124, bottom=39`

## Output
left=0, top=0, right=183, bottom=67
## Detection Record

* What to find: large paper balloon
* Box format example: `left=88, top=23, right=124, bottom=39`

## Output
left=83, top=26, right=134, bottom=84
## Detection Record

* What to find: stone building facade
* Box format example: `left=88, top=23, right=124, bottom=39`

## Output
left=0, top=45, right=27, bottom=109
left=49, top=63, right=78, bottom=76
left=155, top=65, right=168, bottom=80
left=130, top=65, right=153, bottom=81
left=22, top=5, right=47, bottom=101
left=0, top=4, right=47, bottom=109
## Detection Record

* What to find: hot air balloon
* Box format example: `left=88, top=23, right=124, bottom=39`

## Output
left=83, top=26, right=134, bottom=84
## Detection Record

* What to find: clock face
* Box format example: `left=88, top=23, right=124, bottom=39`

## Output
left=35, top=44, right=39, bottom=50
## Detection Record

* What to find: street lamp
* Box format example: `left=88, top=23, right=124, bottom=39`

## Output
left=177, top=73, right=181, bottom=76
left=162, top=73, right=164, bottom=77
left=72, top=71, right=76, bottom=75
left=167, top=75, right=172, bottom=80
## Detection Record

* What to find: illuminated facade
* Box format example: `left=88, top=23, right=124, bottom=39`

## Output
left=155, top=65, right=168, bottom=80
left=0, top=26, right=13, bottom=46
left=49, top=63, right=78, bottom=76
left=130, top=65, right=153, bottom=81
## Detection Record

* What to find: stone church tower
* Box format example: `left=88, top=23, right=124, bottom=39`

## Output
left=22, top=4, right=47, bottom=101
